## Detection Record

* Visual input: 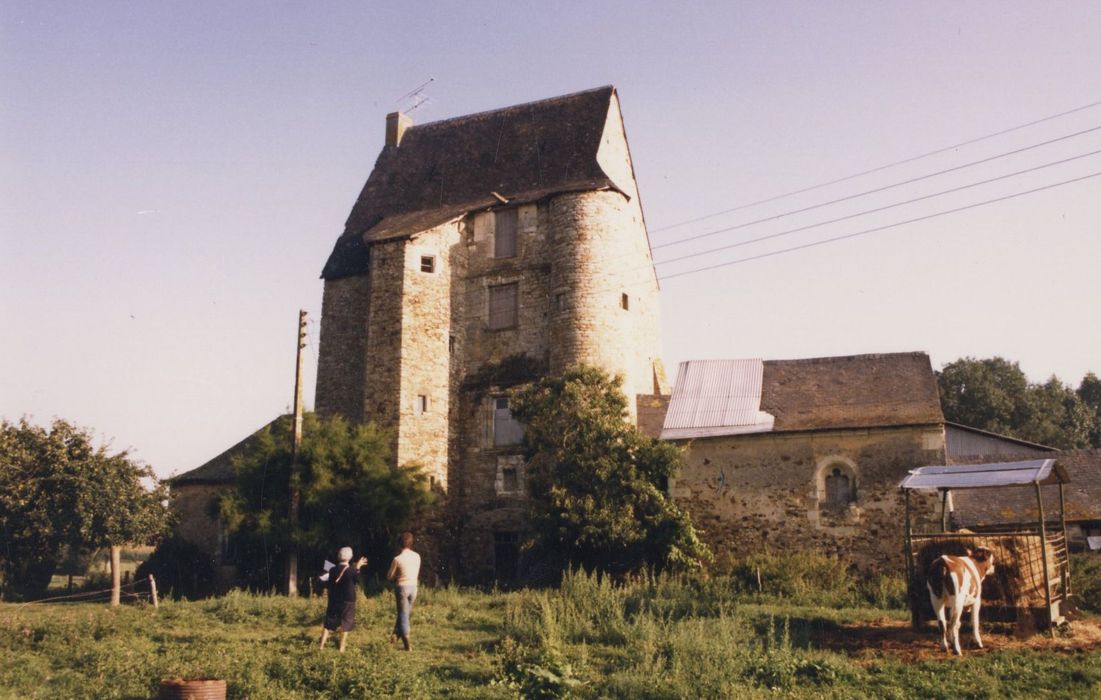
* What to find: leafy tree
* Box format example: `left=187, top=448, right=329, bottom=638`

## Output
left=936, top=357, right=1094, bottom=449
left=218, top=413, right=432, bottom=591
left=0, top=418, right=170, bottom=596
left=508, top=366, right=710, bottom=575
left=1078, top=372, right=1101, bottom=447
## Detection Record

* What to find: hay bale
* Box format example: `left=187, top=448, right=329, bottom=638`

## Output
left=914, top=534, right=1058, bottom=615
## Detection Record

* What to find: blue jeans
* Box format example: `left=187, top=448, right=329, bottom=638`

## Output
left=393, top=585, right=417, bottom=638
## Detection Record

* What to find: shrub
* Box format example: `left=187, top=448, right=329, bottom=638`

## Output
left=1071, top=552, right=1101, bottom=613
left=732, top=550, right=859, bottom=607
left=493, top=636, right=583, bottom=699
left=133, top=536, right=216, bottom=599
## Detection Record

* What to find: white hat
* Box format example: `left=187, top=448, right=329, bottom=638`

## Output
left=338, top=547, right=353, bottom=563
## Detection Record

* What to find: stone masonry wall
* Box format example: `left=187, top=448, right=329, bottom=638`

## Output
left=315, top=275, right=372, bottom=421
left=170, top=483, right=228, bottom=560
left=395, top=222, right=461, bottom=489
left=670, top=425, right=947, bottom=572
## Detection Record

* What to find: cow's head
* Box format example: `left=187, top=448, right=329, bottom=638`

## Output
left=970, top=547, right=996, bottom=579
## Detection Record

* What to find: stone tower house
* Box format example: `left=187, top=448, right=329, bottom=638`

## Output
left=315, top=86, right=667, bottom=580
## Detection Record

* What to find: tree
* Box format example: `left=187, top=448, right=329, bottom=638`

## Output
left=1078, top=372, right=1101, bottom=447
left=936, top=357, right=1095, bottom=449
left=508, top=366, right=710, bottom=576
left=218, top=413, right=432, bottom=591
left=0, top=418, right=170, bottom=597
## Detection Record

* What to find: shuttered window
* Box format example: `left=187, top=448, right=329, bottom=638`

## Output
left=494, top=208, right=518, bottom=258
left=488, top=283, right=518, bottom=329
left=825, top=468, right=854, bottom=507
left=493, top=397, right=525, bottom=446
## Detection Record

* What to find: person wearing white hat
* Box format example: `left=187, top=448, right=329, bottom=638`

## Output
left=319, top=546, right=367, bottom=652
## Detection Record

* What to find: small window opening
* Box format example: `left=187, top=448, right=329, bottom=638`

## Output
left=449, top=335, right=456, bottom=354
left=488, top=283, right=519, bottom=330
left=620, top=293, right=629, bottom=310
left=825, top=467, right=854, bottom=507
left=420, top=255, right=436, bottom=273
left=502, top=467, right=519, bottom=492
left=493, top=397, right=525, bottom=446
left=494, top=209, right=518, bottom=258
left=415, top=395, right=429, bottom=415
left=555, top=292, right=568, bottom=312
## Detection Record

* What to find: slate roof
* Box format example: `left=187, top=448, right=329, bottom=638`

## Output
left=638, top=352, right=943, bottom=438
left=951, top=450, right=1101, bottom=526
left=169, top=416, right=286, bottom=486
left=323, top=86, right=620, bottom=279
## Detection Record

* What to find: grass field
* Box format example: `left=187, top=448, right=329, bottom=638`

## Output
left=2, top=570, right=1100, bottom=699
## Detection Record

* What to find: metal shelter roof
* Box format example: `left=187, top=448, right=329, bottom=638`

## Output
left=661, top=359, right=775, bottom=440
left=898, top=459, right=1069, bottom=491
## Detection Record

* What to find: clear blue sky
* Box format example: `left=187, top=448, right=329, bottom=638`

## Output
left=4, top=2, right=1100, bottom=478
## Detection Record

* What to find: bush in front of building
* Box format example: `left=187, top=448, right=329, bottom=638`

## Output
left=508, top=366, right=710, bottom=577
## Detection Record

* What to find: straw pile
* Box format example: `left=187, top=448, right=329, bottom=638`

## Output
left=914, top=533, right=1059, bottom=613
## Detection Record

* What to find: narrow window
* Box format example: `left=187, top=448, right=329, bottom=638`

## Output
left=494, top=208, right=518, bottom=258
left=502, top=467, right=519, bottom=493
left=449, top=335, right=456, bottom=355
left=620, top=293, right=629, bottom=310
left=420, top=255, right=436, bottom=273
left=825, top=467, right=853, bottom=507
left=488, top=283, right=519, bottom=330
left=414, top=395, right=429, bottom=415
left=493, top=397, right=525, bottom=446
left=554, top=292, right=568, bottom=312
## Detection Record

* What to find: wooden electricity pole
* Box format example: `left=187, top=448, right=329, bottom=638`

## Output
left=287, top=309, right=307, bottom=596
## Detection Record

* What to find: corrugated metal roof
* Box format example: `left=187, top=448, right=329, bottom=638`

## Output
left=899, top=459, right=1068, bottom=491
left=661, top=360, right=775, bottom=439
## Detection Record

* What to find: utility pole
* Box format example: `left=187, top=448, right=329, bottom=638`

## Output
left=287, top=309, right=307, bottom=596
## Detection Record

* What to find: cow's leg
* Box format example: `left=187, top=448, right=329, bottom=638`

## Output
left=949, top=599, right=964, bottom=655
left=971, top=600, right=983, bottom=649
left=930, top=594, right=949, bottom=652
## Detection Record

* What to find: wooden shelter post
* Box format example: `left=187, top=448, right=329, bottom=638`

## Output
left=940, top=489, right=950, bottom=532
left=1059, top=481, right=1071, bottom=597
left=904, top=489, right=918, bottom=628
left=1035, top=481, right=1055, bottom=635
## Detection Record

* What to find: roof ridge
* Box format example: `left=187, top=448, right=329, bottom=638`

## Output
left=764, top=351, right=930, bottom=365
left=408, top=86, right=615, bottom=131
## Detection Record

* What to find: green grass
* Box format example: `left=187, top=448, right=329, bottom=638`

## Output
left=1, top=572, right=1099, bottom=699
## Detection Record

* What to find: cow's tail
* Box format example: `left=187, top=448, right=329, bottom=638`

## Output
left=928, top=557, right=955, bottom=598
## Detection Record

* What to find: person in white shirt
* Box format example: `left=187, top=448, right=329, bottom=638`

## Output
left=386, top=531, right=421, bottom=651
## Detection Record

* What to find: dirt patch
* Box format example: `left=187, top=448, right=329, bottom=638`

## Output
left=813, top=615, right=1101, bottom=663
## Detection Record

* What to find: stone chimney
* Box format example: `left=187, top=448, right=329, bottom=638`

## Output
left=386, top=111, right=413, bottom=147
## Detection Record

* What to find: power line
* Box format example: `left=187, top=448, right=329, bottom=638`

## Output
left=657, top=169, right=1101, bottom=282
left=655, top=146, right=1101, bottom=266
left=651, top=124, right=1101, bottom=251
left=434, top=153, right=1098, bottom=326
left=648, top=97, right=1101, bottom=234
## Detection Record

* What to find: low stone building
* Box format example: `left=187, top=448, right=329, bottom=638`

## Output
left=951, top=449, right=1101, bottom=553
left=642, top=352, right=949, bottom=570
left=167, top=418, right=282, bottom=589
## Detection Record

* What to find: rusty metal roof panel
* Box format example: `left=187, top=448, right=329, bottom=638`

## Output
left=661, top=360, right=775, bottom=439
left=899, top=459, right=1066, bottom=491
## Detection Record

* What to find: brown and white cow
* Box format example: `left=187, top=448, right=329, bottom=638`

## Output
left=926, top=547, right=995, bottom=655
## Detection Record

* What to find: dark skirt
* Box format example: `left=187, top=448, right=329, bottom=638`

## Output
left=323, top=601, right=356, bottom=632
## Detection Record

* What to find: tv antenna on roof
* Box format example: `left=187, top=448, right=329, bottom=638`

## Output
left=396, top=77, right=435, bottom=114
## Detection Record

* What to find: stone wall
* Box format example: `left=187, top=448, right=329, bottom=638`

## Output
left=670, top=425, right=947, bottom=571
left=170, top=483, right=229, bottom=559
left=315, top=275, right=372, bottom=421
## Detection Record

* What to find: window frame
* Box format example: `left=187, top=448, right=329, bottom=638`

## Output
left=487, top=282, right=519, bottom=330
left=493, top=208, right=518, bottom=259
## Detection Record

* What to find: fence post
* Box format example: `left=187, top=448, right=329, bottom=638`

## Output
left=149, top=574, right=159, bottom=609
left=110, top=545, right=121, bottom=606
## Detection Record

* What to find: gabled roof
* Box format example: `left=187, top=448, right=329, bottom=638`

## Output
left=951, top=450, right=1101, bottom=526
left=169, top=416, right=286, bottom=486
left=760, top=352, right=943, bottom=432
left=653, top=352, right=943, bottom=439
left=323, top=86, right=620, bottom=279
